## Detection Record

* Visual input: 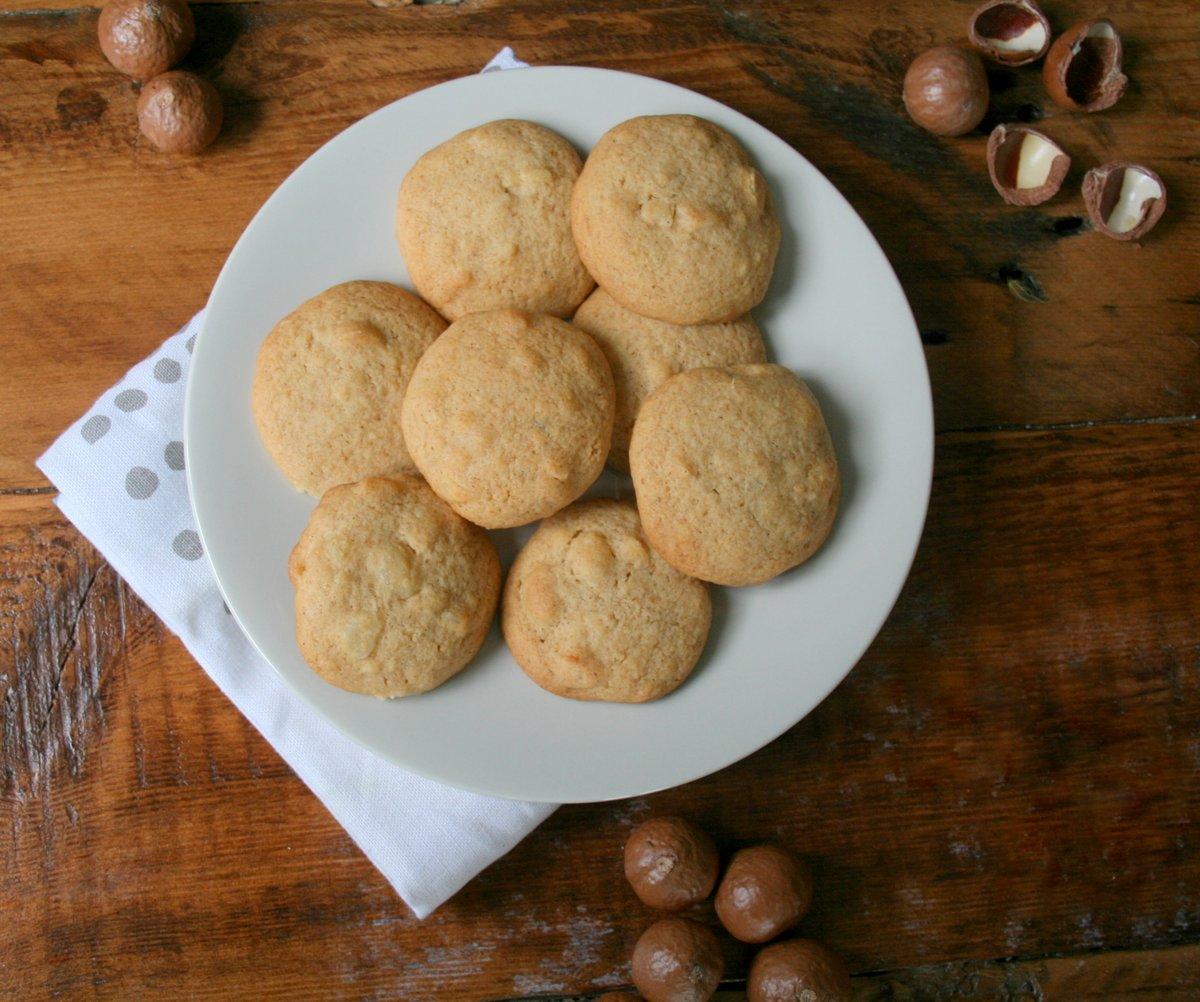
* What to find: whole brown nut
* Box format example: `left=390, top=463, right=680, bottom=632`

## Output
left=625, top=817, right=719, bottom=911
left=748, top=939, right=852, bottom=1002
left=902, top=46, right=989, bottom=137
left=715, top=844, right=812, bottom=943
left=631, top=918, right=724, bottom=1002
left=98, top=0, right=195, bottom=81
left=597, top=994, right=644, bottom=1002
left=137, top=71, right=223, bottom=154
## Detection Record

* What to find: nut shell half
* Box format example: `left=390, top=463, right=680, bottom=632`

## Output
left=631, top=918, right=724, bottom=1002
left=625, top=817, right=720, bottom=912
left=748, top=939, right=852, bottom=1002
left=986, top=124, right=1070, bottom=206
left=1043, top=20, right=1128, bottom=112
left=137, top=71, right=223, bottom=154
left=1082, top=161, right=1166, bottom=242
left=903, top=46, right=989, bottom=136
left=715, top=844, right=813, bottom=943
left=968, top=0, right=1051, bottom=66
left=98, top=0, right=195, bottom=81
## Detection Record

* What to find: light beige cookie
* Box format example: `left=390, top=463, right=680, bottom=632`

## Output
left=572, top=287, right=767, bottom=472
left=401, top=310, right=614, bottom=529
left=289, top=476, right=500, bottom=698
left=503, top=500, right=711, bottom=703
left=396, top=119, right=594, bottom=320
left=251, top=281, right=447, bottom=496
left=629, top=364, right=839, bottom=586
left=570, top=115, right=780, bottom=325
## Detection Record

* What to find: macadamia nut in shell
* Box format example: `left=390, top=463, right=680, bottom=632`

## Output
left=748, top=939, right=852, bottom=1002
left=98, top=0, right=195, bottom=81
left=631, top=918, right=724, bottom=1002
left=902, top=46, right=989, bottom=136
left=715, top=844, right=813, bottom=943
left=625, top=817, right=719, bottom=911
left=137, top=71, right=223, bottom=154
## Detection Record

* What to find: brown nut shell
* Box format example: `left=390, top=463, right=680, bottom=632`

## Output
left=625, top=817, right=719, bottom=912
left=1042, top=20, right=1128, bottom=112
left=986, top=124, right=1070, bottom=206
left=715, top=844, right=813, bottom=943
left=98, top=0, right=195, bottom=81
left=902, top=46, right=989, bottom=137
left=968, top=0, right=1051, bottom=66
left=748, top=939, right=853, bottom=1002
left=597, top=994, right=644, bottom=1002
left=137, top=71, right=223, bottom=154
left=1082, top=161, right=1166, bottom=242
left=631, top=918, right=724, bottom=1002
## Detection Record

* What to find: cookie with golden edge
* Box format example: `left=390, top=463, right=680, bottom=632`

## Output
left=570, top=114, right=780, bottom=325
left=572, top=287, right=767, bottom=472
left=400, top=309, right=614, bottom=529
left=251, top=281, right=447, bottom=496
left=629, top=364, right=839, bottom=586
left=397, top=119, right=594, bottom=320
left=503, top=500, right=711, bottom=702
left=289, top=476, right=500, bottom=698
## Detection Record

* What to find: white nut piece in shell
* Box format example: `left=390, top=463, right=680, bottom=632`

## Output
left=986, top=124, right=1070, bottom=206
left=968, top=0, right=1051, bottom=66
left=1082, top=162, right=1166, bottom=241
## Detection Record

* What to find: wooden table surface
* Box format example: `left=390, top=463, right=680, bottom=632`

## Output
left=3, top=0, right=1199, bottom=998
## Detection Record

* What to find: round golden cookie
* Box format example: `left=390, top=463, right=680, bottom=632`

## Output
left=573, top=287, right=767, bottom=472
left=288, top=476, right=500, bottom=698
left=396, top=119, right=594, bottom=320
left=503, top=500, right=711, bottom=703
left=570, top=114, right=781, bottom=325
left=400, top=310, right=614, bottom=529
left=630, top=364, right=839, bottom=586
left=251, top=281, right=447, bottom=497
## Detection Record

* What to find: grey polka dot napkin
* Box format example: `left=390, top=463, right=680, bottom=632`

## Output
left=35, top=50, right=558, bottom=921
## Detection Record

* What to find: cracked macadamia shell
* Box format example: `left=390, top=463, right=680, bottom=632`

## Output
left=631, top=918, right=724, bottom=1002
left=625, top=816, right=720, bottom=911
left=1082, top=161, right=1166, bottom=241
left=748, top=939, right=853, bottom=1002
left=715, top=844, right=813, bottom=943
left=1042, top=20, right=1128, bottom=113
left=137, top=71, right=223, bottom=154
left=902, top=46, right=989, bottom=136
left=968, top=0, right=1051, bottom=66
left=98, top=0, right=195, bottom=81
left=986, top=124, right=1070, bottom=206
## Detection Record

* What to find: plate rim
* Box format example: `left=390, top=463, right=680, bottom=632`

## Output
left=185, top=64, right=934, bottom=803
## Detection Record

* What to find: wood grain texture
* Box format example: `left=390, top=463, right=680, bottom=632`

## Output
left=4, top=1, right=1200, bottom=997
left=1, top=0, right=1198, bottom=488
left=4, top=422, right=1199, bottom=998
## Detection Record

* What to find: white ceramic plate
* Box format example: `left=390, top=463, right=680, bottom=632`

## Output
left=186, top=66, right=932, bottom=804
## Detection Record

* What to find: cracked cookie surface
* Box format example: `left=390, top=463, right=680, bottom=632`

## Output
left=397, top=119, right=594, bottom=320
left=289, top=476, right=500, bottom=697
left=502, top=499, right=711, bottom=702
left=572, top=287, right=766, bottom=472
left=630, top=364, right=840, bottom=586
left=252, top=281, right=447, bottom=496
left=570, top=115, right=780, bottom=325
left=401, top=310, right=614, bottom=529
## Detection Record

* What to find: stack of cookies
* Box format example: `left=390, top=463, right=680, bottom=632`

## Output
left=252, top=114, right=840, bottom=705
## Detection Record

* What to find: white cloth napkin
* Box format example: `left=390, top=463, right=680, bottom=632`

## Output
left=37, top=50, right=559, bottom=922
